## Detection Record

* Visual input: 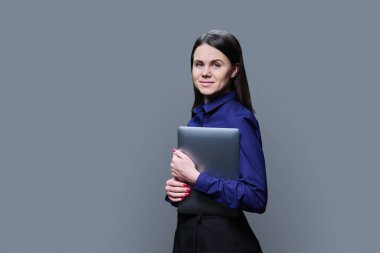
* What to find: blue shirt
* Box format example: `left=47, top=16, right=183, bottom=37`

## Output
left=168, top=91, right=268, bottom=213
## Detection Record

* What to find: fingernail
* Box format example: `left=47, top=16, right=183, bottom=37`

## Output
left=185, top=192, right=190, bottom=196
left=172, top=148, right=176, bottom=152
left=183, top=183, right=188, bottom=187
left=186, top=188, right=191, bottom=193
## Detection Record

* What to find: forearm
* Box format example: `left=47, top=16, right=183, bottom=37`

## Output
left=193, top=172, right=267, bottom=213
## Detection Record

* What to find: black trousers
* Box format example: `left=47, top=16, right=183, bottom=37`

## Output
left=173, top=212, right=263, bottom=253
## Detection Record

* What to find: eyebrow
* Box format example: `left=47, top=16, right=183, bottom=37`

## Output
left=193, top=59, right=224, bottom=63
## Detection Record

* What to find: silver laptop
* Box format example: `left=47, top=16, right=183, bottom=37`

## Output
left=177, top=126, right=240, bottom=216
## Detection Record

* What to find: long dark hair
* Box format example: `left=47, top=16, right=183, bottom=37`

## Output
left=190, top=30, right=254, bottom=115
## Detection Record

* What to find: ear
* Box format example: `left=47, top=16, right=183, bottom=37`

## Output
left=231, top=64, right=239, bottom=78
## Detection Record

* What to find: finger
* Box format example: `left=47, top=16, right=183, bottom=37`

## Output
left=166, top=185, right=191, bottom=193
left=172, top=155, right=180, bottom=164
left=172, top=173, right=184, bottom=183
left=174, top=150, right=193, bottom=163
left=171, top=169, right=187, bottom=184
left=166, top=177, right=187, bottom=185
left=166, top=178, right=178, bottom=186
left=167, top=191, right=190, bottom=198
left=173, top=149, right=185, bottom=159
left=168, top=196, right=184, bottom=202
left=167, top=178, right=190, bottom=187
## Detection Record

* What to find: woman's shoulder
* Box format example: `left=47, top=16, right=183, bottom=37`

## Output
left=227, top=100, right=258, bottom=121
left=226, top=101, right=259, bottom=129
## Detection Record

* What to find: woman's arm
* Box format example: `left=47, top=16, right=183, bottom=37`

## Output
left=171, top=114, right=268, bottom=213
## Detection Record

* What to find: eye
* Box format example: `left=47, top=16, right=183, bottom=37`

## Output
left=194, top=62, right=204, bottom=68
left=211, top=62, right=221, bottom=69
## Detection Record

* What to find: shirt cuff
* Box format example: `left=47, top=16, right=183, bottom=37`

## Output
left=193, top=172, right=213, bottom=193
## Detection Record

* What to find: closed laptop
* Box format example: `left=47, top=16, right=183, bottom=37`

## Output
left=177, top=126, right=240, bottom=216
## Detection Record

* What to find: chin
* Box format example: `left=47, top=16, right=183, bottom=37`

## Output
left=196, top=86, right=214, bottom=94
left=200, top=86, right=226, bottom=94
left=200, top=90, right=216, bottom=97
left=198, top=89, right=216, bottom=96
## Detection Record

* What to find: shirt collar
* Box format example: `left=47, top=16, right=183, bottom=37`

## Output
left=192, top=91, right=237, bottom=115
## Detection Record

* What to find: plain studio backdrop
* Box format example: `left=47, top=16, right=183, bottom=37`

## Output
left=1, top=1, right=379, bottom=252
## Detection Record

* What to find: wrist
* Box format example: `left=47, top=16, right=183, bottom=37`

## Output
left=190, top=170, right=200, bottom=185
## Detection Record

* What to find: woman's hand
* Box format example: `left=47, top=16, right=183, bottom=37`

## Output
left=171, top=148, right=200, bottom=185
left=165, top=178, right=191, bottom=202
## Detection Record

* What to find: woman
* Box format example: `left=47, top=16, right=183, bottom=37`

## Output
left=165, top=30, right=267, bottom=253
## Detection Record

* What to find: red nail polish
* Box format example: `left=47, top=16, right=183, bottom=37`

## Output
left=185, top=192, right=190, bottom=196
left=183, top=183, right=188, bottom=187
left=186, top=188, right=191, bottom=193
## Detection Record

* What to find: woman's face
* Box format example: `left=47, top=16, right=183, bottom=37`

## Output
left=192, top=44, right=238, bottom=103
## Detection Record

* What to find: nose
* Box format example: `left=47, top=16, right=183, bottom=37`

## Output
left=201, top=65, right=211, bottom=77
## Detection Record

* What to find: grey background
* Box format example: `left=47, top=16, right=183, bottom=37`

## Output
left=1, top=0, right=379, bottom=252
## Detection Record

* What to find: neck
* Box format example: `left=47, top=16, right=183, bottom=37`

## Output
left=204, top=87, right=231, bottom=104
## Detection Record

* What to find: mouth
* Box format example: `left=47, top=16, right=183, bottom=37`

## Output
left=199, top=81, right=214, bottom=87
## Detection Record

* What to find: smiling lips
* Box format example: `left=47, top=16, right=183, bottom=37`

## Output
left=200, top=81, right=214, bottom=87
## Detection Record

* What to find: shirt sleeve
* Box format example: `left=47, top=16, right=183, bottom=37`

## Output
left=193, top=113, right=268, bottom=213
